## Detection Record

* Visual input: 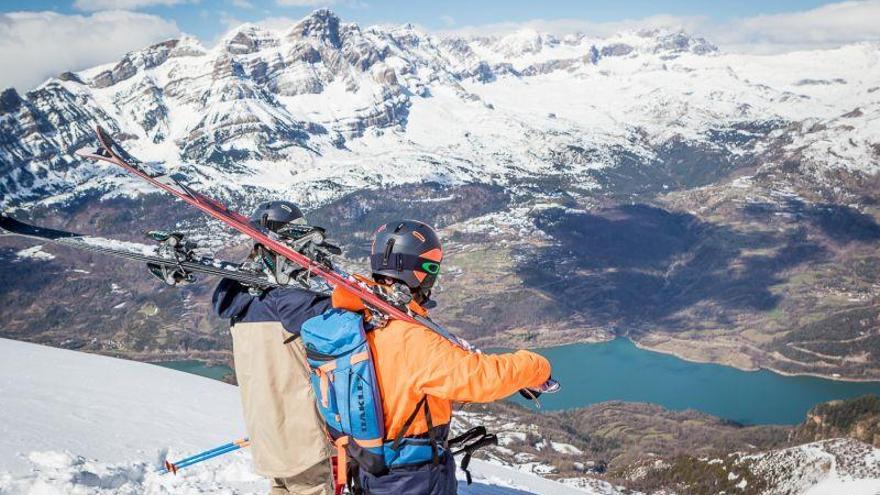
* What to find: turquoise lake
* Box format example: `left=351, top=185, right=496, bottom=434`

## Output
left=153, top=360, right=234, bottom=381
left=508, top=338, right=880, bottom=425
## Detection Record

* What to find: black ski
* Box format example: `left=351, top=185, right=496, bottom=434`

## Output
left=0, top=214, right=280, bottom=288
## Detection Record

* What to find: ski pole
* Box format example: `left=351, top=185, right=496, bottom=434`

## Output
left=170, top=443, right=246, bottom=472
left=160, top=437, right=250, bottom=474
left=160, top=438, right=247, bottom=472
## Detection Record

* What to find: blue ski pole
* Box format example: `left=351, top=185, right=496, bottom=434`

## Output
left=160, top=437, right=250, bottom=474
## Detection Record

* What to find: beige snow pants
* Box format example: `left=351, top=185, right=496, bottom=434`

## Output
left=270, top=460, right=333, bottom=495
left=231, top=321, right=332, bottom=490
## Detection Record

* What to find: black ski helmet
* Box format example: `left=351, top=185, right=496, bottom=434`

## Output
left=250, top=200, right=305, bottom=232
left=370, top=220, right=443, bottom=291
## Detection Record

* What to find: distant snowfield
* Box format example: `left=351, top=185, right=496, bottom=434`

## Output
left=0, top=338, right=592, bottom=494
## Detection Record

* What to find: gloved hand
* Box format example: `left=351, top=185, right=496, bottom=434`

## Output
left=519, top=376, right=561, bottom=401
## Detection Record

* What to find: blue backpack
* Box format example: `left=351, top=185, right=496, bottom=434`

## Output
left=300, top=309, right=446, bottom=484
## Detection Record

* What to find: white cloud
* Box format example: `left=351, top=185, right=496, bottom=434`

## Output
left=438, top=1, right=880, bottom=53
left=439, top=15, right=455, bottom=28
left=0, top=11, right=180, bottom=91
left=73, top=0, right=189, bottom=11
left=437, top=15, right=705, bottom=39
left=718, top=0, right=880, bottom=53
left=230, top=0, right=255, bottom=8
left=218, top=12, right=298, bottom=32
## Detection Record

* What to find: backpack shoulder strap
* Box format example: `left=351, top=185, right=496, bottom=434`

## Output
left=390, top=395, right=440, bottom=465
left=391, top=396, right=427, bottom=451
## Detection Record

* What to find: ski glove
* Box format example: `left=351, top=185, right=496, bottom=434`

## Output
left=518, top=376, right=561, bottom=400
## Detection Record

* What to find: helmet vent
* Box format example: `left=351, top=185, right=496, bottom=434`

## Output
left=382, top=238, right=395, bottom=267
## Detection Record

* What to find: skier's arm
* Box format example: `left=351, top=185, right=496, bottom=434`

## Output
left=406, top=325, right=551, bottom=403
left=212, top=278, right=253, bottom=319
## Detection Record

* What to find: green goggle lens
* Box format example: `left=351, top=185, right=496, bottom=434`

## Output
left=421, top=262, right=441, bottom=274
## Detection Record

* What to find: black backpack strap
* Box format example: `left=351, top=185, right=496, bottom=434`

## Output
left=391, top=395, right=441, bottom=465
left=391, top=396, right=427, bottom=450
left=423, top=397, right=439, bottom=465
left=449, top=426, right=498, bottom=485
left=346, top=462, right=363, bottom=495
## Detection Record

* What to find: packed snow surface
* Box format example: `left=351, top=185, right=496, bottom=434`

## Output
left=0, top=338, right=595, bottom=494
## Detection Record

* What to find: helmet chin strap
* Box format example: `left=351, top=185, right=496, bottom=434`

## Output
left=412, top=287, right=433, bottom=306
left=373, top=275, right=436, bottom=309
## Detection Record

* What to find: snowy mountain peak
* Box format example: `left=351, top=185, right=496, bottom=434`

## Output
left=89, top=38, right=180, bottom=89
left=287, top=8, right=343, bottom=48
left=493, top=28, right=558, bottom=57
left=635, top=28, right=718, bottom=55
left=172, top=35, right=208, bottom=58
left=224, top=25, right=279, bottom=55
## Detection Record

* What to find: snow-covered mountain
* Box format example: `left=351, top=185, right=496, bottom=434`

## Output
left=0, top=337, right=602, bottom=494
left=1, top=9, right=877, bottom=208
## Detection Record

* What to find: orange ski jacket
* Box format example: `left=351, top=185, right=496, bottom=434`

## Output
left=333, top=288, right=551, bottom=438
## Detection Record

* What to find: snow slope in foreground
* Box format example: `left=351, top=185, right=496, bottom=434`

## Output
left=0, top=338, right=593, bottom=494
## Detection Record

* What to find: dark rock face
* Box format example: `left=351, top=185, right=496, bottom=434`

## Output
left=0, top=88, right=23, bottom=114
left=790, top=395, right=880, bottom=447
left=653, top=31, right=718, bottom=55
left=58, top=72, right=85, bottom=84
left=600, top=43, right=634, bottom=57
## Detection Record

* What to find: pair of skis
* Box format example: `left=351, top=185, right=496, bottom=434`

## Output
left=7, top=126, right=558, bottom=397
left=75, top=126, right=469, bottom=345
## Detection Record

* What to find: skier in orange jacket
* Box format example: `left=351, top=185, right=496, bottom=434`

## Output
left=329, top=220, right=552, bottom=494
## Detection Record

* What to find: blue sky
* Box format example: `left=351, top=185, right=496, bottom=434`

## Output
left=0, top=0, right=857, bottom=41
left=1, top=0, right=879, bottom=91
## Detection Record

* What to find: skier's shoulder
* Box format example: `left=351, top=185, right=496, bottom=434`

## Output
left=378, top=317, right=454, bottom=350
left=267, top=286, right=333, bottom=333
left=267, top=285, right=330, bottom=307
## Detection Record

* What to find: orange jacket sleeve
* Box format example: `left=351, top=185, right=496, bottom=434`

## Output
left=404, top=325, right=551, bottom=403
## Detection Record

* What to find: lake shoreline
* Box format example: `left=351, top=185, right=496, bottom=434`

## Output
left=627, top=337, right=880, bottom=384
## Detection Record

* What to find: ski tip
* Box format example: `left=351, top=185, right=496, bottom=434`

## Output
left=73, top=147, right=94, bottom=158
left=74, top=147, right=111, bottom=163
